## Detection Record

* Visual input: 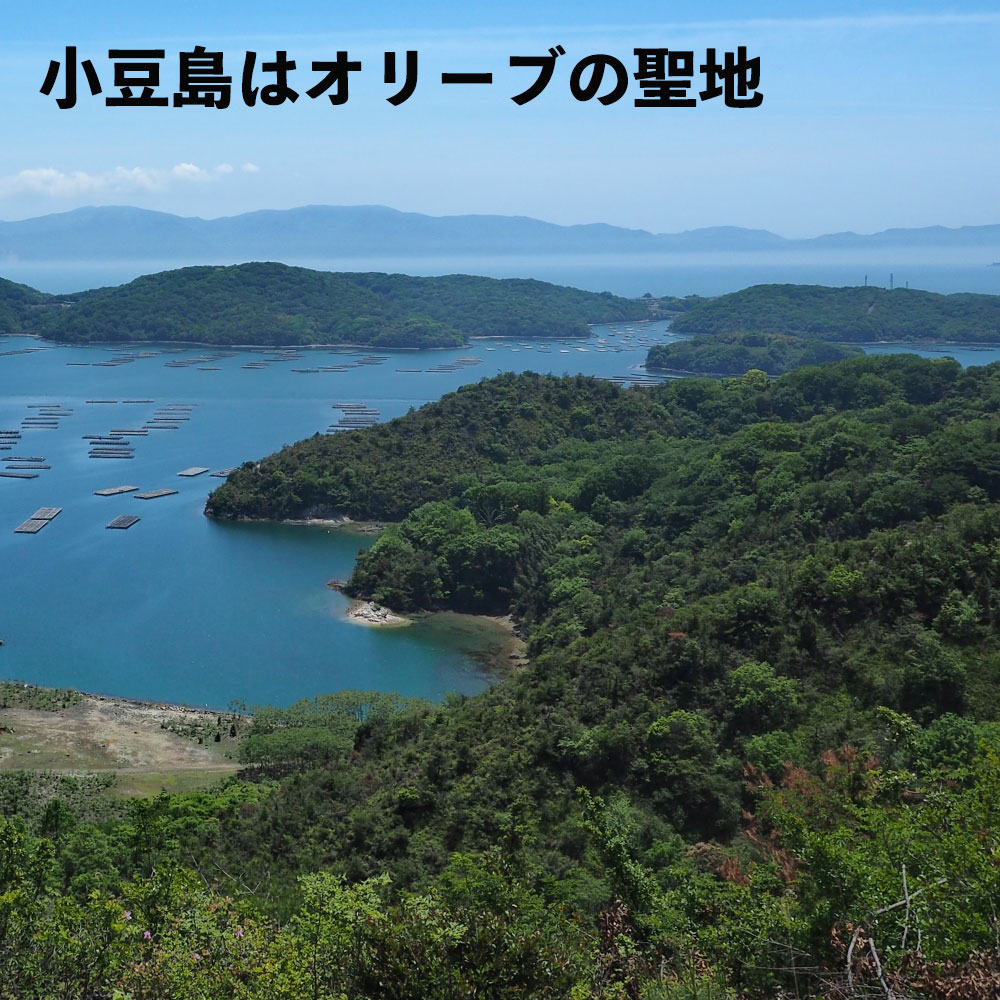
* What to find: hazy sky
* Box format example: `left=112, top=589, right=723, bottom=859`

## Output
left=1, top=1, right=998, bottom=236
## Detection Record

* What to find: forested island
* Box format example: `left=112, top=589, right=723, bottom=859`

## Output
left=7, top=356, right=1000, bottom=996
left=645, top=330, right=861, bottom=376
left=0, top=263, right=650, bottom=346
left=8, top=270, right=998, bottom=350
left=672, top=282, right=1000, bottom=342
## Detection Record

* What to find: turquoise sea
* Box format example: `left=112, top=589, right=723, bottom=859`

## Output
left=4, top=247, right=1000, bottom=299
left=0, top=246, right=1000, bottom=297
left=0, top=320, right=680, bottom=707
left=3, top=316, right=999, bottom=709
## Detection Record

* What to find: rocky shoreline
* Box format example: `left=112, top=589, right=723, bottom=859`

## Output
left=345, top=600, right=411, bottom=627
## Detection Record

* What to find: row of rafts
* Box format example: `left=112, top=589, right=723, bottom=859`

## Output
left=244, top=354, right=392, bottom=373
left=64, top=347, right=399, bottom=372
left=10, top=475, right=241, bottom=534
left=3, top=397, right=235, bottom=533
left=66, top=346, right=643, bottom=368
left=56, top=328, right=672, bottom=373
left=1, top=403, right=73, bottom=477
left=13, top=507, right=142, bottom=533
left=327, top=402, right=380, bottom=432
left=0, top=401, right=200, bottom=472
left=83, top=403, right=198, bottom=460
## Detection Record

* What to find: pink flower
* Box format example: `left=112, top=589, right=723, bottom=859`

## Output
left=193, top=953, right=201, bottom=961
left=123, top=910, right=132, bottom=920
left=143, top=930, right=152, bottom=941
left=234, top=926, right=244, bottom=938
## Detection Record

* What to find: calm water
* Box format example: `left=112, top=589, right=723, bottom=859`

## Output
left=4, top=319, right=999, bottom=708
left=0, top=321, right=680, bottom=707
left=861, top=343, right=1000, bottom=367
left=4, top=246, right=1000, bottom=298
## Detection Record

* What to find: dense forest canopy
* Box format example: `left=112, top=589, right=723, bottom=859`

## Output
left=9, top=355, right=1000, bottom=995
left=671, top=282, right=1000, bottom=342
left=645, top=330, right=862, bottom=376
left=0, top=275, right=48, bottom=333
left=8, top=273, right=998, bottom=348
left=0, top=262, right=650, bottom=346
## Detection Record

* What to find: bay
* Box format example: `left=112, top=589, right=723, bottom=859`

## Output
left=5, top=317, right=1000, bottom=709
left=0, top=320, right=679, bottom=708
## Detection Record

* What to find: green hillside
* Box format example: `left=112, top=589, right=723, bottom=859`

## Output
left=671, top=282, right=1000, bottom=342
left=0, top=262, right=650, bottom=346
left=646, top=330, right=861, bottom=375
left=0, top=275, right=49, bottom=332
left=7, top=355, right=1000, bottom=996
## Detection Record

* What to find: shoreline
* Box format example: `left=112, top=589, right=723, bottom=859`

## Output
left=0, top=679, right=245, bottom=717
left=204, top=510, right=386, bottom=534
left=326, top=581, right=527, bottom=671
left=0, top=685, right=244, bottom=783
left=343, top=599, right=412, bottom=627
left=4, top=331, right=605, bottom=351
left=8, top=332, right=468, bottom=351
left=664, top=334, right=1000, bottom=350
left=0, top=600, right=528, bottom=718
left=15, top=334, right=1000, bottom=350
left=474, top=612, right=529, bottom=673
left=0, top=603, right=524, bottom=777
left=276, top=516, right=384, bottom=534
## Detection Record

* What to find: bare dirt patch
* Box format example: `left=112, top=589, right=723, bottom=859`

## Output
left=0, top=694, right=239, bottom=787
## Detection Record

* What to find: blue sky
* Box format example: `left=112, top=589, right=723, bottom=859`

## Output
left=1, top=1, right=998, bottom=236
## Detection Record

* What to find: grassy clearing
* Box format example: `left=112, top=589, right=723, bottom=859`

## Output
left=0, top=688, right=242, bottom=805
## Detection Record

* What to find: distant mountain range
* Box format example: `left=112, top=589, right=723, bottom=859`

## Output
left=0, top=206, right=998, bottom=262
